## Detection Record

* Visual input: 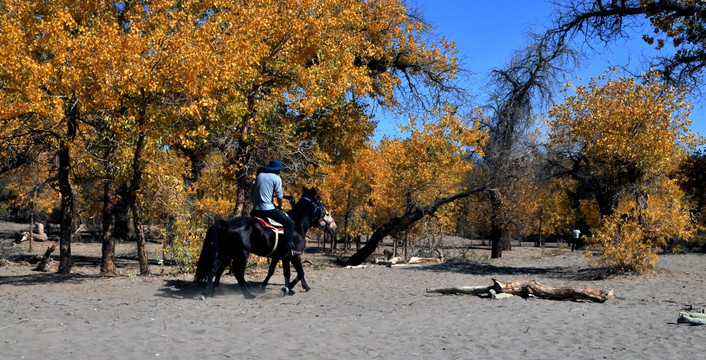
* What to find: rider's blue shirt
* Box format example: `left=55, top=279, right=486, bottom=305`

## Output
left=250, top=172, right=283, bottom=211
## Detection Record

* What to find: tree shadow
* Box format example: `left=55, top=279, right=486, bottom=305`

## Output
left=0, top=271, right=99, bottom=286
left=406, top=260, right=617, bottom=282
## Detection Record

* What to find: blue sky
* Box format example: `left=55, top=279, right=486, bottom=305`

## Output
left=375, top=0, right=705, bottom=143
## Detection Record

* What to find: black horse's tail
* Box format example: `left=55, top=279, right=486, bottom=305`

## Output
left=194, top=219, right=224, bottom=283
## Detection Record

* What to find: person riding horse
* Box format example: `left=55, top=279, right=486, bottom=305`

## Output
left=249, top=159, right=297, bottom=257
left=196, top=186, right=332, bottom=298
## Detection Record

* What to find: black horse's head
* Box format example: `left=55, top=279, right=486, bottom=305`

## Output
left=298, top=187, right=336, bottom=232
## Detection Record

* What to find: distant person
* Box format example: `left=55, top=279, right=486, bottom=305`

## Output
left=571, top=228, right=581, bottom=251
left=250, top=159, right=296, bottom=256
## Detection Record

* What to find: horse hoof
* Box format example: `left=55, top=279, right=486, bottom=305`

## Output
left=281, top=287, right=296, bottom=296
left=303, top=287, right=311, bottom=292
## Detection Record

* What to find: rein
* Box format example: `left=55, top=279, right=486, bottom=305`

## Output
left=300, top=196, right=323, bottom=220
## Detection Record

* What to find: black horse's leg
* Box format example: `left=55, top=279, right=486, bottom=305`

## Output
left=288, top=254, right=310, bottom=292
left=213, top=256, right=230, bottom=289
left=261, top=255, right=280, bottom=289
left=281, top=256, right=295, bottom=296
left=233, top=250, right=256, bottom=299
left=202, top=258, right=222, bottom=298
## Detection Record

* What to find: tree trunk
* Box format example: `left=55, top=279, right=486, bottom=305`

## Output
left=501, top=232, right=513, bottom=251
left=393, top=235, right=398, bottom=257
left=403, top=232, right=408, bottom=260
left=490, top=192, right=503, bottom=258
left=114, top=184, right=131, bottom=241
left=131, top=203, right=150, bottom=274
left=128, top=131, right=150, bottom=275
left=28, top=211, right=34, bottom=253
left=100, top=140, right=118, bottom=276
left=232, top=94, right=256, bottom=217
left=126, top=109, right=149, bottom=275
left=234, top=182, right=249, bottom=217
left=536, top=209, right=544, bottom=247
left=57, top=114, right=78, bottom=274
left=100, top=185, right=117, bottom=275
left=345, top=185, right=487, bottom=266
left=345, top=224, right=392, bottom=266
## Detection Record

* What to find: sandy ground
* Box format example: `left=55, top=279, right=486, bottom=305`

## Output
left=1, top=221, right=705, bottom=360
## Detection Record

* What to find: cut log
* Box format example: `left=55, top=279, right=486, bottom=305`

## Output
left=492, top=278, right=613, bottom=303
left=33, top=244, right=56, bottom=272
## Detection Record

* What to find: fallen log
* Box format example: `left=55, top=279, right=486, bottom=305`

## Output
left=492, top=279, right=613, bottom=303
left=426, top=279, right=613, bottom=303
left=14, top=231, right=48, bottom=243
left=678, top=311, right=706, bottom=325
left=408, top=256, right=443, bottom=264
left=489, top=289, right=515, bottom=300
left=426, top=285, right=493, bottom=295
left=374, top=257, right=404, bottom=266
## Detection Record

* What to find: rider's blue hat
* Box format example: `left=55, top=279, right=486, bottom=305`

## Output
left=263, top=159, right=285, bottom=171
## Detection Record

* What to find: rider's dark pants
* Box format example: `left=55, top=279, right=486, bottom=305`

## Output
left=251, top=209, right=295, bottom=251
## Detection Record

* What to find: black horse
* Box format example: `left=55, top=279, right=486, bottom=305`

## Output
left=261, top=202, right=336, bottom=294
left=195, top=187, right=334, bottom=299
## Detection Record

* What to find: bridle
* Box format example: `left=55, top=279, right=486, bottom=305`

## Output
left=301, top=196, right=334, bottom=229
left=301, top=196, right=323, bottom=222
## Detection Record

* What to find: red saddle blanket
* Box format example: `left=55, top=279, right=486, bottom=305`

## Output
left=253, top=217, right=284, bottom=233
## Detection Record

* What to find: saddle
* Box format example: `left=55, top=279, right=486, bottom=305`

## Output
left=253, top=217, right=302, bottom=256
left=253, top=217, right=284, bottom=234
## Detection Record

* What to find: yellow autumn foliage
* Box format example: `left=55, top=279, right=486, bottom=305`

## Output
left=319, top=106, right=486, bottom=244
left=549, top=72, right=703, bottom=272
left=587, top=179, right=695, bottom=272
left=2, top=154, right=57, bottom=219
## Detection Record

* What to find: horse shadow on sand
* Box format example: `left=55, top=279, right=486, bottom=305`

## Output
left=155, top=278, right=293, bottom=300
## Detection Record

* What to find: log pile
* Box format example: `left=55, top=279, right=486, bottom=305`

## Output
left=427, top=278, right=614, bottom=303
